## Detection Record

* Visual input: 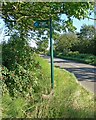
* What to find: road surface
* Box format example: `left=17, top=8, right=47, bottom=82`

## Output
left=41, top=55, right=96, bottom=94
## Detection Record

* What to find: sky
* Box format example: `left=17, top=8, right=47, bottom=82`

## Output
left=61, top=13, right=94, bottom=32
left=0, top=18, right=5, bottom=42
left=73, top=18, right=94, bottom=32
left=0, top=13, right=94, bottom=47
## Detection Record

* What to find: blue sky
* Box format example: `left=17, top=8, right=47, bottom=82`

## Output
left=73, top=18, right=94, bottom=32
left=61, top=13, right=94, bottom=32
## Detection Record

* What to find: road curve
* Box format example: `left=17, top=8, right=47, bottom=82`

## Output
left=41, top=55, right=96, bottom=94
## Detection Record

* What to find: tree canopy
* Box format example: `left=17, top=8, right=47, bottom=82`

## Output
left=54, top=25, right=95, bottom=55
left=54, top=32, right=78, bottom=54
left=1, top=2, right=94, bottom=34
left=78, top=24, right=95, bottom=40
left=0, top=2, right=95, bottom=54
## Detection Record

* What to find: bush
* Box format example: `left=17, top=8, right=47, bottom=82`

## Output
left=1, top=64, right=38, bottom=98
left=67, top=51, right=80, bottom=56
left=1, top=36, right=45, bottom=98
left=54, top=33, right=78, bottom=55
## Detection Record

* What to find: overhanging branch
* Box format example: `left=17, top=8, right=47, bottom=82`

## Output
left=87, top=17, right=96, bottom=21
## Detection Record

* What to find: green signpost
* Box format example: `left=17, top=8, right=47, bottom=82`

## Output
left=49, top=17, right=54, bottom=89
left=34, top=18, right=54, bottom=89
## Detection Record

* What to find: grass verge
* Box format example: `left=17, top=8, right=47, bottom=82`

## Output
left=34, top=55, right=95, bottom=118
left=2, top=55, right=96, bottom=118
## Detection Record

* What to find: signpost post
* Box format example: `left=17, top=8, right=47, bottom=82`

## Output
left=34, top=18, right=54, bottom=89
left=49, top=17, right=54, bottom=89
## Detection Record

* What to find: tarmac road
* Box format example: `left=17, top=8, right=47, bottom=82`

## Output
left=41, top=55, right=96, bottom=94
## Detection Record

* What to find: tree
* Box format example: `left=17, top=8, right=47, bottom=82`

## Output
left=1, top=2, right=94, bottom=34
left=1, top=2, right=94, bottom=54
left=54, top=33, right=78, bottom=54
left=78, top=25, right=95, bottom=40
left=73, top=25, right=96, bottom=55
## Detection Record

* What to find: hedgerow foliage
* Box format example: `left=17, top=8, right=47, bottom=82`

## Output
left=1, top=34, right=51, bottom=117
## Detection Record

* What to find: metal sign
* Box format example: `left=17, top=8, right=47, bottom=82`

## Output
left=34, top=18, right=54, bottom=89
left=34, top=20, right=49, bottom=28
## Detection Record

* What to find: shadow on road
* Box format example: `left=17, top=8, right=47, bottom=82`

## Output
left=60, top=67, right=96, bottom=82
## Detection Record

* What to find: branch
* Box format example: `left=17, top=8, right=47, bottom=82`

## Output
left=87, top=17, right=96, bottom=21
left=1, top=16, right=16, bottom=22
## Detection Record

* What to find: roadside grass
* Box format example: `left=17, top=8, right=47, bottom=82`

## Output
left=54, top=53, right=96, bottom=66
left=48, top=68, right=95, bottom=118
left=34, top=55, right=95, bottom=118
left=2, top=55, right=96, bottom=118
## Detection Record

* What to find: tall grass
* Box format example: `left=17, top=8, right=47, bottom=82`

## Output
left=33, top=55, right=95, bottom=118
left=2, top=54, right=96, bottom=118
